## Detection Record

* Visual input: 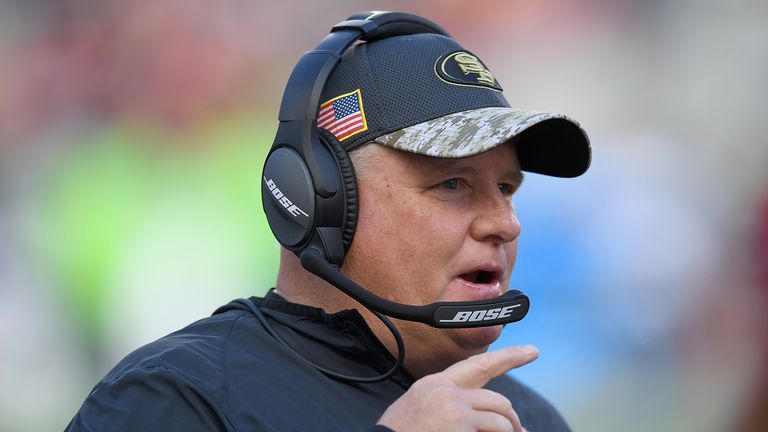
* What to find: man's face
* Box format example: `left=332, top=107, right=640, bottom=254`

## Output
left=342, top=142, right=523, bottom=367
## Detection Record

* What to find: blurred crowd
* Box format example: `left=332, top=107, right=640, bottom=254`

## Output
left=0, top=1, right=766, bottom=431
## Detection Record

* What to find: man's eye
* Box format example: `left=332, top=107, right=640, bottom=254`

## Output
left=498, top=183, right=514, bottom=196
left=441, top=179, right=459, bottom=190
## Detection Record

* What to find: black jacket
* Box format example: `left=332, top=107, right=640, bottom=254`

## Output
left=67, top=292, right=572, bottom=431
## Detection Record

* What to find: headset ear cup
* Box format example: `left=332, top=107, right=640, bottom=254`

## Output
left=317, top=128, right=358, bottom=253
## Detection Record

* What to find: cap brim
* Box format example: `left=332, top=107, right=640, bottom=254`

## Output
left=372, top=107, right=591, bottom=178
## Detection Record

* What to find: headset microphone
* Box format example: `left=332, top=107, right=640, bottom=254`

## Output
left=300, top=249, right=529, bottom=328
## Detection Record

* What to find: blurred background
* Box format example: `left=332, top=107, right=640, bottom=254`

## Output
left=1, top=0, right=766, bottom=431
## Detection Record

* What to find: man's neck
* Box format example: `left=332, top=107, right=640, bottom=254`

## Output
left=274, top=250, right=478, bottom=379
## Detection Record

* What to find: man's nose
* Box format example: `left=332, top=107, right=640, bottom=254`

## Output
left=469, top=195, right=521, bottom=244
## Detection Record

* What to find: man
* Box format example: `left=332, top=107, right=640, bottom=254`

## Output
left=67, top=12, right=589, bottom=432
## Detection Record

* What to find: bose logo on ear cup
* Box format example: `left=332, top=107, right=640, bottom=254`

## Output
left=264, top=177, right=310, bottom=218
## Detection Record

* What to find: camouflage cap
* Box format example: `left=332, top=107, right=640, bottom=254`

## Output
left=319, top=33, right=591, bottom=178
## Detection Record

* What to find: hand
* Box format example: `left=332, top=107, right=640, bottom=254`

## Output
left=377, top=345, right=539, bottom=432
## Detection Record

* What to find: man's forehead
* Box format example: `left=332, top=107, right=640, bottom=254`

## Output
left=389, top=142, right=523, bottom=181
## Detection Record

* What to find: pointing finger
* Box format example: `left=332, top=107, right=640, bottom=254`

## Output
left=442, top=345, right=539, bottom=389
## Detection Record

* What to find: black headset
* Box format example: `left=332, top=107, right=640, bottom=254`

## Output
left=261, top=11, right=529, bottom=329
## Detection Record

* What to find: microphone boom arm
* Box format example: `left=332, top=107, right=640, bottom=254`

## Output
left=300, top=249, right=529, bottom=328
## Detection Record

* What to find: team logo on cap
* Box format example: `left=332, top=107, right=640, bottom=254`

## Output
left=435, top=51, right=502, bottom=91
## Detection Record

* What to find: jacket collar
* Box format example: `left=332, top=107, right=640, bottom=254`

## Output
left=236, top=290, right=414, bottom=387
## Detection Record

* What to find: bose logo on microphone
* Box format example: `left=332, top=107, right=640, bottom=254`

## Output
left=439, top=305, right=521, bottom=323
left=264, top=177, right=309, bottom=218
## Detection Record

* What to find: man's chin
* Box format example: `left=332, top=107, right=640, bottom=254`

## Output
left=451, top=324, right=504, bottom=352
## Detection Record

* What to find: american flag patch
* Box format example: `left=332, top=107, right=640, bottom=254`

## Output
left=317, top=89, right=368, bottom=141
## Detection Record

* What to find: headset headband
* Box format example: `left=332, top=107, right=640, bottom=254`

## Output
left=273, top=12, right=449, bottom=197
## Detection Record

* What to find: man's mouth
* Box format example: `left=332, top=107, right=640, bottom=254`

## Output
left=459, top=270, right=497, bottom=285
